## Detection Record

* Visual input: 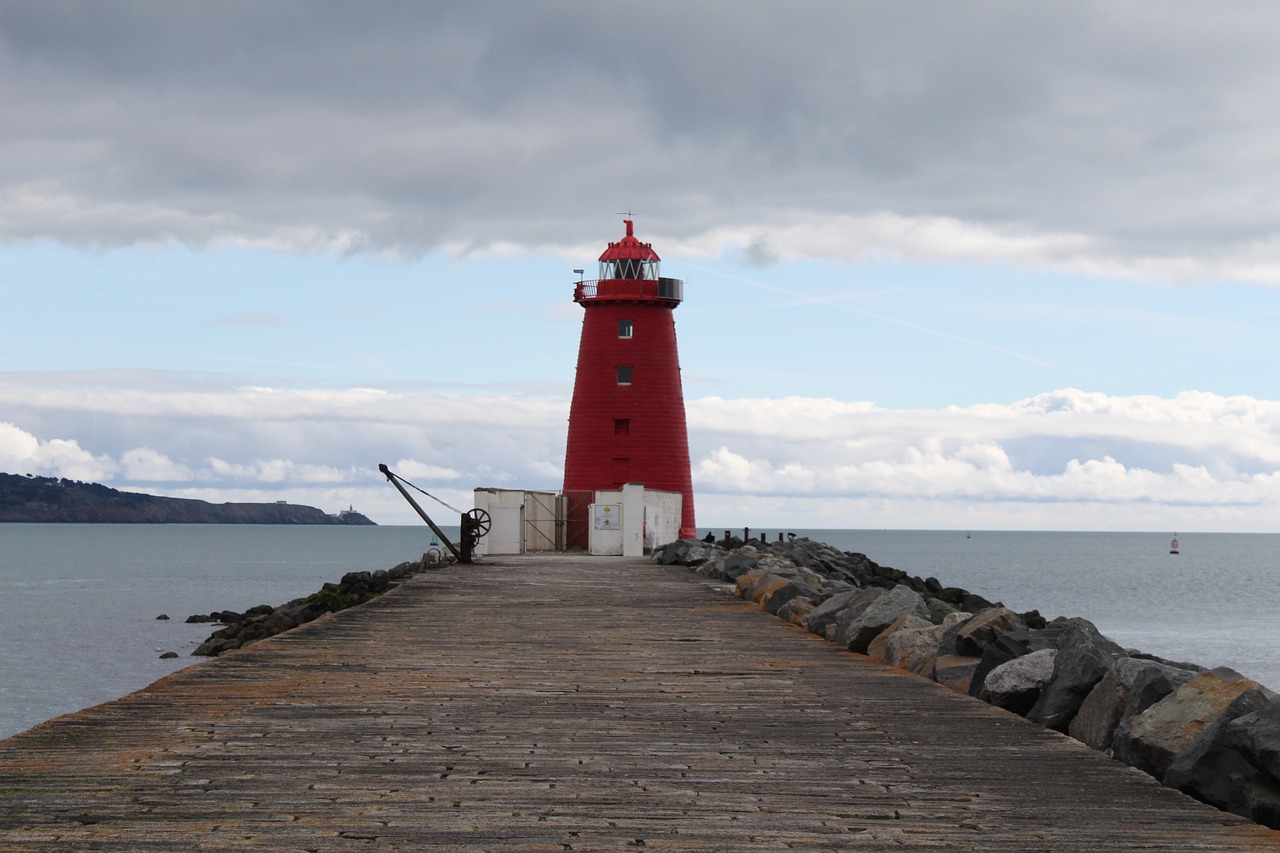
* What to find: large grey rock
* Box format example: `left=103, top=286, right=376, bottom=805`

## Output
left=810, top=587, right=884, bottom=639
left=969, top=624, right=1066, bottom=698
left=867, top=612, right=933, bottom=662
left=720, top=552, right=759, bottom=580
left=762, top=580, right=819, bottom=616
left=774, top=596, right=817, bottom=627
left=838, top=585, right=931, bottom=654
left=735, top=571, right=801, bottom=606
left=933, top=655, right=983, bottom=693
left=655, top=539, right=724, bottom=567
left=1026, top=618, right=1126, bottom=732
left=980, top=649, right=1058, bottom=716
left=1161, top=701, right=1280, bottom=828
left=883, top=612, right=972, bottom=675
left=953, top=607, right=1023, bottom=657
left=883, top=626, right=945, bottom=674
left=1069, top=657, right=1199, bottom=752
left=1114, top=668, right=1270, bottom=781
left=762, top=538, right=873, bottom=587
left=1227, top=702, right=1280, bottom=781
left=925, top=596, right=959, bottom=624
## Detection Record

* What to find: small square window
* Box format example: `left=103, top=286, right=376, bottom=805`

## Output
left=618, top=319, right=633, bottom=338
left=614, top=418, right=631, bottom=435
left=616, top=366, right=632, bottom=385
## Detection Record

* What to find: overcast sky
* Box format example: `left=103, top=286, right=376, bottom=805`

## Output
left=3, top=1, right=1280, bottom=532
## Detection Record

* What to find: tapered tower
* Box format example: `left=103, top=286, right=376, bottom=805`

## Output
left=563, top=220, right=696, bottom=542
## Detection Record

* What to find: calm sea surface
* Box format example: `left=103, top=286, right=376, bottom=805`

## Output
left=1, top=524, right=1277, bottom=740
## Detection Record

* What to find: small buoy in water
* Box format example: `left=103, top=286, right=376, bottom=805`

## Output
left=1170, top=536, right=1180, bottom=555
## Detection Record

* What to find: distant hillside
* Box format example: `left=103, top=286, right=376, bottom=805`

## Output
left=0, top=473, right=376, bottom=524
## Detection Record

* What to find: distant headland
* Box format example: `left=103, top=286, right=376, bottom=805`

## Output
left=0, top=473, right=375, bottom=525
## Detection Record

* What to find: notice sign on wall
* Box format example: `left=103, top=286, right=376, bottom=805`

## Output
left=594, top=504, right=621, bottom=530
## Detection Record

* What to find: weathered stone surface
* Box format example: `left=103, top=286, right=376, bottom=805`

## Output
left=933, top=654, right=983, bottom=693
left=839, top=584, right=931, bottom=654
left=954, top=607, right=1023, bottom=657
left=925, top=596, right=959, bottom=624
left=1069, top=657, right=1200, bottom=752
left=655, top=539, right=724, bottom=567
left=774, top=596, right=816, bottom=626
left=732, top=569, right=774, bottom=603
left=758, top=537, right=872, bottom=587
left=960, top=591, right=998, bottom=612
left=981, top=648, right=1058, bottom=716
left=1227, top=702, right=1280, bottom=781
left=867, top=612, right=932, bottom=662
left=811, top=587, right=885, bottom=639
left=883, top=612, right=972, bottom=675
left=1026, top=618, right=1126, bottom=732
left=969, top=624, right=1066, bottom=698
left=1162, top=701, right=1280, bottom=827
left=720, top=551, right=759, bottom=580
left=883, top=626, right=943, bottom=674
left=1114, top=668, right=1271, bottom=781
left=762, top=580, right=818, bottom=616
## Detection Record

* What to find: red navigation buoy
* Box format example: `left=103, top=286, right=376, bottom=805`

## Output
left=563, top=220, right=696, bottom=546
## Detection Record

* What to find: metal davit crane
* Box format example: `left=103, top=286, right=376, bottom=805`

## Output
left=378, top=463, right=490, bottom=563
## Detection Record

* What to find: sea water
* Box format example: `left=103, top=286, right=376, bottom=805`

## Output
left=0, top=524, right=443, bottom=740
left=1, top=525, right=1277, bottom=740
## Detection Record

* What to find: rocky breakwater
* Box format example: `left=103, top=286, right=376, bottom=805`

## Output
left=655, top=536, right=1280, bottom=830
left=189, top=552, right=452, bottom=657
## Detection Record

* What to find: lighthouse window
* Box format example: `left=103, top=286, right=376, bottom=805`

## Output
left=616, top=366, right=632, bottom=385
left=618, top=319, right=633, bottom=338
left=614, top=418, right=631, bottom=435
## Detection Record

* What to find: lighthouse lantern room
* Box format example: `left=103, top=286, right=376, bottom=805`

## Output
left=563, top=220, right=696, bottom=547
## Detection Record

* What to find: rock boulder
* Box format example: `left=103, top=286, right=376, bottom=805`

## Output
left=1026, top=618, right=1125, bottom=732
left=1114, top=668, right=1272, bottom=781
left=981, top=648, right=1058, bottom=716
left=837, top=585, right=931, bottom=654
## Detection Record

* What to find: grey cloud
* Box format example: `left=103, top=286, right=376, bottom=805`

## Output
left=3, top=2, right=1280, bottom=275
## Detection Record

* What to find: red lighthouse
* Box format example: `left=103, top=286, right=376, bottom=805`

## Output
left=563, top=220, right=696, bottom=543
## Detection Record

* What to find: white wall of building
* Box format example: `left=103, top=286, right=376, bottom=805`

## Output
left=473, top=488, right=559, bottom=556
left=589, top=484, right=682, bottom=557
left=474, top=485, right=682, bottom=558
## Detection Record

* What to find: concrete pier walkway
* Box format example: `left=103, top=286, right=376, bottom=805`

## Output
left=2, top=555, right=1279, bottom=851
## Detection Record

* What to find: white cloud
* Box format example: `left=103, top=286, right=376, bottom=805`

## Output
left=0, top=421, right=117, bottom=481
left=4, top=379, right=1280, bottom=530
left=120, top=447, right=192, bottom=481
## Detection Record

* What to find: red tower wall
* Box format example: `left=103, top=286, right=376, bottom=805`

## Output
left=563, top=283, right=696, bottom=542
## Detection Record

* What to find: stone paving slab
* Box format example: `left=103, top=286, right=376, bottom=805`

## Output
left=2, top=554, right=1279, bottom=851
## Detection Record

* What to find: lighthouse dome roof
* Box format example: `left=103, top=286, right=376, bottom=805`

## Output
left=598, top=219, right=661, bottom=262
